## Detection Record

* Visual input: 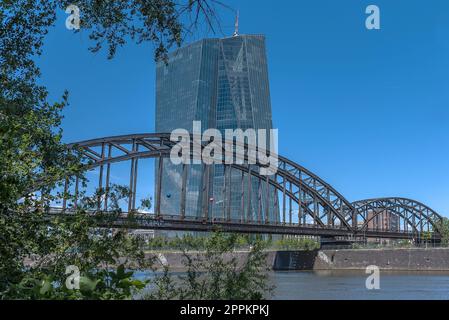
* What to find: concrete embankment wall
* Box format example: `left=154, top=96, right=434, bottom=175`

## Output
left=150, top=249, right=449, bottom=271
left=148, top=251, right=278, bottom=271
left=273, top=248, right=449, bottom=271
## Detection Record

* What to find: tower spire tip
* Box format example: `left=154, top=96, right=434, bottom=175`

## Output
left=233, top=10, right=239, bottom=37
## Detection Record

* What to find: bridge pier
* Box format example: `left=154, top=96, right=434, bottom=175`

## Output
left=319, top=236, right=363, bottom=250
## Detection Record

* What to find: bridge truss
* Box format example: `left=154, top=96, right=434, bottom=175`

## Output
left=44, top=133, right=442, bottom=241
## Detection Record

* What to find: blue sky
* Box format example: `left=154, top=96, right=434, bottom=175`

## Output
left=38, top=0, right=449, bottom=215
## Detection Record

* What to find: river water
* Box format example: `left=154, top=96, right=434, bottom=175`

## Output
left=272, top=270, right=449, bottom=300
left=135, top=270, right=449, bottom=300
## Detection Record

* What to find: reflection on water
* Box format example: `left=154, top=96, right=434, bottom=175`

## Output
left=272, top=270, right=449, bottom=300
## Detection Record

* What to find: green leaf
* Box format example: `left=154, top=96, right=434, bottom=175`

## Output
left=131, top=280, right=146, bottom=290
left=79, top=276, right=100, bottom=292
left=39, top=279, right=52, bottom=296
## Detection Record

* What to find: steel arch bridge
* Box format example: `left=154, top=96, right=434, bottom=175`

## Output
left=45, top=133, right=443, bottom=241
left=352, top=198, right=441, bottom=236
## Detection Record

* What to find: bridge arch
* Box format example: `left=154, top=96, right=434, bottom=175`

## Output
left=63, top=133, right=356, bottom=232
left=34, top=133, right=443, bottom=239
left=352, top=198, right=442, bottom=234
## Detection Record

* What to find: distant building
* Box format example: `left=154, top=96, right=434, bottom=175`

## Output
left=155, top=34, right=277, bottom=222
left=367, top=210, right=399, bottom=232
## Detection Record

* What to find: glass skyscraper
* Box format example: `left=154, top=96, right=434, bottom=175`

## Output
left=155, top=34, right=277, bottom=222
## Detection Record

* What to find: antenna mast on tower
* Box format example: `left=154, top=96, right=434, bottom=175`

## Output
left=233, top=10, right=239, bottom=36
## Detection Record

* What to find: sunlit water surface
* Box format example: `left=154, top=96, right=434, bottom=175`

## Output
left=134, top=270, right=449, bottom=300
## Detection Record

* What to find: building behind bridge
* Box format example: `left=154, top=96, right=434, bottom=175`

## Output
left=155, top=33, right=278, bottom=225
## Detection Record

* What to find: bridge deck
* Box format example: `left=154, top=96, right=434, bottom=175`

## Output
left=46, top=209, right=439, bottom=240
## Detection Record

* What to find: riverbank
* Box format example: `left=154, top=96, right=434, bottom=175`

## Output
left=291, top=248, right=449, bottom=271
left=147, top=248, right=449, bottom=271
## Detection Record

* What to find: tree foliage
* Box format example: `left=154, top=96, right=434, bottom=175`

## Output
left=2, top=185, right=152, bottom=299
left=1, top=0, right=275, bottom=301
left=145, top=232, right=274, bottom=300
left=1, top=1, right=76, bottom=296
left=60, top=0, right=224, bottom=60
left=434, top=217, right=449, bottom=247
left=0, top=0, right=223, bottom=299
left=145, top=234, right=320, bottom=252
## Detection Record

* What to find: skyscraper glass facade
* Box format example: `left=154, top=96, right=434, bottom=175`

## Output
left=155, top=34, right=277, bottom=222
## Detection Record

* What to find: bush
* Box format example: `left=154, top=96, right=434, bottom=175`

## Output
left=274, top=238, right=320, bottom=251
left=144, top=232, right=274, bottom=300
